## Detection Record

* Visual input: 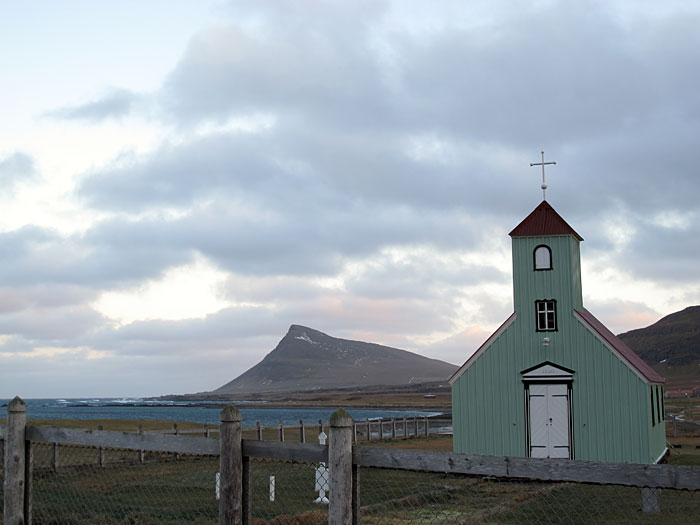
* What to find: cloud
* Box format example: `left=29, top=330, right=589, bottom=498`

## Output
left=0, top=221, right=200, bottom=292
left=163, top=1, right=391, bottom=127
left=4, top=1, right=700, bottom=397
left=47, top=88, right=139, bottom=122
left=619, top=214, right=700, bottom=283
left=0, top=303, right=106, bottom=341
left=583, top=299, right=661, bottom=336
left=0, top=152, right=37, bottom=192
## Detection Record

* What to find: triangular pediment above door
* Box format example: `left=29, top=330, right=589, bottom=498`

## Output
left=521, top=361, right=575, bottom=382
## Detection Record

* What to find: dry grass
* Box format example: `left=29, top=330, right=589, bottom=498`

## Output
left=357, top=435, right=453, bottom=451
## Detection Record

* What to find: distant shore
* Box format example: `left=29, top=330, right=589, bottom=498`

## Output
left=150, top=381, right=453, bottom=411
left=83, top=400, right=450, bottom=415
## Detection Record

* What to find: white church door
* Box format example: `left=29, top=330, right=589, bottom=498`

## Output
left=528, top=383, right=571, bottom=459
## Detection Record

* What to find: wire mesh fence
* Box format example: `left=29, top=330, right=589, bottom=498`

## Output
left=29, top=442, right=219, bottom=524
left=1, top=437, right=4, bottom=523
left=249, top=458, right=329, bottom=524
left=5, top=420, right=700, bottom=524
left=357, top=467, right=700, bottom=524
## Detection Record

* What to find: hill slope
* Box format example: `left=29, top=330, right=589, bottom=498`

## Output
left=212, top=325, right=458, bottom=394
left=618, top=305, right=700, bottom=389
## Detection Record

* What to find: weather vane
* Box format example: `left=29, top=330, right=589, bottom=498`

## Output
left=530, top=151, right=556, bottom=200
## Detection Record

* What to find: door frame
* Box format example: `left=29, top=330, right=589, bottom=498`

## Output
left=521, top=361, right=575, bottom=459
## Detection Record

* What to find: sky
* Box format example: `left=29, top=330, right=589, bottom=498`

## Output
left=1, top=0, right=699, bottom=398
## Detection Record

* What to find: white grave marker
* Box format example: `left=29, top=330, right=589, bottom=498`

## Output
left=314, top=431, right=329, bottom=504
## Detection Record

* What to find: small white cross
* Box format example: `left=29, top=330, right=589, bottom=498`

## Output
left=530, top=151, right=556, bottom=200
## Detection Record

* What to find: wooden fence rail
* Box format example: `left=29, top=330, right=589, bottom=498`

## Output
left=25, top=425, right=219, bottom=455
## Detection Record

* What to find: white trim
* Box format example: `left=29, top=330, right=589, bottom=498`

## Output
left=573, top=310, right=648, bottom=384
left=654, top=448, right=669, bottom=465
left=522, top=363, right=574, bottom=381
left=449, top=313, right=517, bottom=384
left=522, top=375, right=573, bottom=383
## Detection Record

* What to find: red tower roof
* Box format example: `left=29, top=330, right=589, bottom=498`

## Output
left=509, top=200, right=583, bottom=240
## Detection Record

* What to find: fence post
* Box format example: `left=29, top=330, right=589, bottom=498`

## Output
left=220, top=405, right=243, bottom=525
left=25, top=435, right=32, bottom=524
left=329, top=409, right=353, bottom=525
left=256, top=422, right=262, bottom=441
left=299, top=419, right=305, bottom=443
left=379, top=419, right=383, bottom=440
left=366, top=419, right=371, bottom=441
left=413, top=417, right=418, bottom=438
left=138, top=425, right=145, bottom=464
left=403, top=418, right=408, bottom=439
left=52, top=442, right=59, bottom=472
left=318, top=419, right=323, bottom=437
left=278, top=421, right=284, bottom=442
left=424, top=416, right=429, bottom=437
left=352, top=464, right=360, bottom=525
left=173, top=423, right=181, bottom=459
left=391, top=418, right=396, bottom=438
left=673, top=415, right=677, bottom=438
left=98, top=425, right=105, bottom=467
left=4, top=396, right=27, bottom=525
left=242, top=456, right=252, bottom=524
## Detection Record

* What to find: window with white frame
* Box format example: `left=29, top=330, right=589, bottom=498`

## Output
left=535, top=300, right=557, bottom=331
left=534, top=245, right=552, bottom=270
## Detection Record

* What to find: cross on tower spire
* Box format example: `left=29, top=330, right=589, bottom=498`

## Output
left=530, top=151, right=556, bottom=200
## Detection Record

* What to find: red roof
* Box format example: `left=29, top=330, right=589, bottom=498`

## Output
left=509, top=200, right=583, bottom=240
left=575, top=308, right=665, bottom=384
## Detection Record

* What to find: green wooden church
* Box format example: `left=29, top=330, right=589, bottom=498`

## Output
left=449, top=199, right=667, bottom=464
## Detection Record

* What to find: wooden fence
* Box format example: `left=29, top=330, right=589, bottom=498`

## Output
left=56, top=415, right=448, bottom=443
left=4, top=397, right=700, bottom=524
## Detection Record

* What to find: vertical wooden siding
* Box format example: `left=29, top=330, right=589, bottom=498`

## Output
left=453, top=234, right=663, bottom=463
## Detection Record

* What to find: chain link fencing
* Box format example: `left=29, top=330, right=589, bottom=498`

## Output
left=29, top=441, right=219, bottom=524
left=238, top=454, right=700, bottom=524
left=5, top=421, right=700, bottom=524
left=1, top=436, right=4, bottom=523
left=249, top=458, right=329, bottom=524
left=356, top=467, right=700, bottom=524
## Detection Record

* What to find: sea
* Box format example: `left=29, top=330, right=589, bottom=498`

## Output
left=0, top=398, right=443, bottom=429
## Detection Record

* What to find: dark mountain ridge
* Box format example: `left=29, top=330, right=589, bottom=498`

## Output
left=618, top=305, right=700, bottom=390
left=212, top=324, right=458, bottom=394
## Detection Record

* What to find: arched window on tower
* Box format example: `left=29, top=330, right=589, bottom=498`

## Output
left=534, top=245, right=552, bottom=270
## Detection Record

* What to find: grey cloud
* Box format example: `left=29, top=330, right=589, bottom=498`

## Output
left=0, top=285, right=97, bottom=314
left=582, top=299, right=660, bottom=336
left=345, top=257, right=508, bottom=301
left=0, top=225, right=190, bottom=288
left=0, top=152, right=37, bottom=191
left=164, top=1, right=392, bottom=128
left=84, top=305, right=284, bottom=359
left=0, top=303, right=107, bottom=341
left=78, top=131, right=285, bottom=211
left=6, top=1, right=700, bottom=397
left=47, top=88, right=139, bottom=122
left=618, top=218, right=700, bottom=283
left=80, top=1, right=700, bottom=224
left=84, top=197, right=492, bottom=279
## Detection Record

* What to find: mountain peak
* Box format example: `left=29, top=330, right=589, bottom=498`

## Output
left=212, top=325, right=458, bottom=394
left=287, top=324, right=324, bottom=337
